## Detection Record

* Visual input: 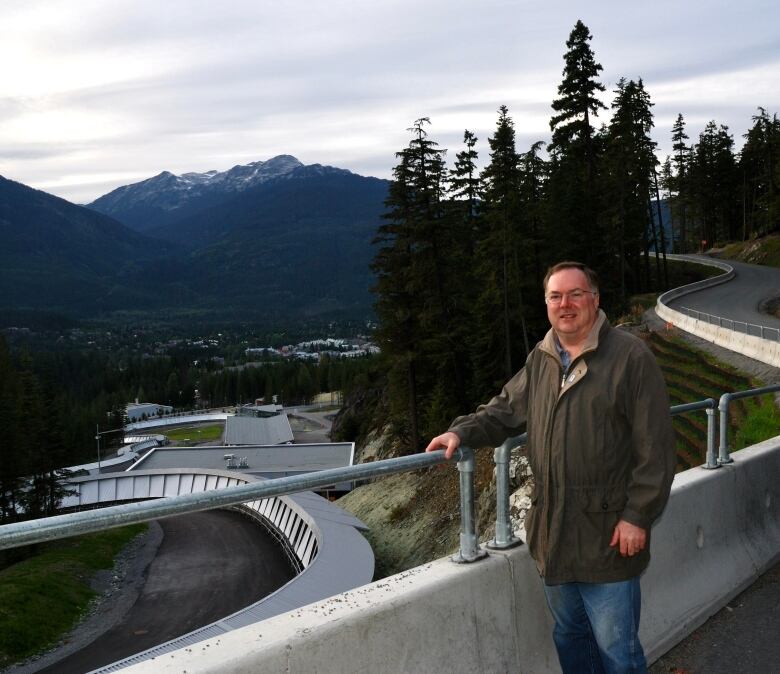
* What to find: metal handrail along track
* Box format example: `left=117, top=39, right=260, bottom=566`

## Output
left=1, top=386, right=777, bottom=565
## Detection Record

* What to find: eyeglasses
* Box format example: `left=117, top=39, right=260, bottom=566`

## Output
left=545, top=289, right=597, bottom=305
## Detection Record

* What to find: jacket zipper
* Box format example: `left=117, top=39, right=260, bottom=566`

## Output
left=542, top=346, right=596, bottom=574
left=541, top=361, right=562, bottom=574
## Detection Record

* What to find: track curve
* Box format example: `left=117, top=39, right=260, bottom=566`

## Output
left=37, top=510, right=294, bottom=674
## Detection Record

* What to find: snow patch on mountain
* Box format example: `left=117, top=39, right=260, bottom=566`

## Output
left=88, top=155, right=307, bottom=215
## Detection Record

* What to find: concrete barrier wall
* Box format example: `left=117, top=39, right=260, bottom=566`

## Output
left=120, top=436, right=780, bottom=674
left=63, top=439, right=160, bottom=476
left=656, top=301, right=780, bottom=367
left=655, top=254, right=780, bottom=367
left=641, top=436, right=780, bottom=660
left=64, top=469, right=319, bottom=568
left=125, top=413, right=230, bottom=432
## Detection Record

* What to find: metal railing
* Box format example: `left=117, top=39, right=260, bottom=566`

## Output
left=0, top=447, right=485, bottom=564
left=679, top=306, right=780, bottom=342
left=718, top=384, right=780, bottom=464
left=486, top=386, right=780, bottom=545
left=1, top=386, right=778, bottom=564
left=671, top=399, right=718, bottom=469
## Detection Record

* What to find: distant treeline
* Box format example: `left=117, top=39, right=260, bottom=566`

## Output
left=198, top=355, right=375, bottom=409
left=372, top=20, right=780, bottom=452
left=0, top=333, right=375, bottom=521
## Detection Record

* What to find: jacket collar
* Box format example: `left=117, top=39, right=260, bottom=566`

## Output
left=540, top=309, right=609, bottom=363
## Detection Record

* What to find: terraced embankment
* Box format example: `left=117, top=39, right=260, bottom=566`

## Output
left=643, top=329, right=776, bottom=471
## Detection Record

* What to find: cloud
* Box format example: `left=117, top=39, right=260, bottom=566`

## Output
left=1, top=0, right=778, bottom=202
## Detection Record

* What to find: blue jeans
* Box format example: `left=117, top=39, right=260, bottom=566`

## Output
left=542, top=577, right=647, bottom=674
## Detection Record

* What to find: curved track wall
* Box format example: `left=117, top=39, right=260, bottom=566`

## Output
left=61, top=469, right=373, bottom=673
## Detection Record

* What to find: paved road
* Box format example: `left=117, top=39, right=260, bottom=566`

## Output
left=37, top=510, right=294, bottom=674
left=666, top=255, right=780, bottom=333
left=649, top=559, right=780, bottom=673
left=288, top=408, right=334, bottom=444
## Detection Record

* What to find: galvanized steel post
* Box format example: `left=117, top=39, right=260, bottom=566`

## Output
left=705, top=403, right=718, bottom=469
left=451, top=446, right=487, bottom=564
left=671, top=399, right=719, bottom=469
left=487, top=435, right=524, bottom=550
left=718, top=384, right=780, bottom=465
left=718, top=392, right=734, bottom=465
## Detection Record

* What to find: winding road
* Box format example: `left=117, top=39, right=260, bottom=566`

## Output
left=665, top=255, right=780, bottom=334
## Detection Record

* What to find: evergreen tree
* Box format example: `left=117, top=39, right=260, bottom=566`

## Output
left=518, top=141, right=548, bottom=286
left=739, top=108, right=780, bottom=238
left=602, top=78, right=661, bottom=300
left=472, top=106, right=528, bottom=395
left=0, top=336, right=23, bottom=522
left=372, top=119, right=467, bottom=451
left=689, top=121, right=738, bottom=246
left=0, top=344, right=73, bottom=522
left=670, top=113, right=691, bottom=251
left=547, top=19, right=607, bottom=261
left=449, top=129, right=481, bottom=238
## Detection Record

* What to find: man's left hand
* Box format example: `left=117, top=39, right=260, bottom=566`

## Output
left=609, top=520, right=647, bottom=557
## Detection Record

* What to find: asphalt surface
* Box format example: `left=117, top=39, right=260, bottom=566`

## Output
left=649, top=559, right=780, bottom=674
left=288, top=408, right=334, bottom=444
left=37, top=510, right=294, bottom=674
left=666, top=255, right=780, bottom=333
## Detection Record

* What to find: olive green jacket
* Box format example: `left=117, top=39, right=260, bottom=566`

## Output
left=449, top=311, right=676, bottom=584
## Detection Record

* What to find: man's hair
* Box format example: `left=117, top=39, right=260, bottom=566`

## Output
left=543, top=261, right=599, bottom=293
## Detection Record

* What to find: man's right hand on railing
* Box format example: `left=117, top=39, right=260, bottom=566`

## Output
left=425, top=432, right=461, bottom=460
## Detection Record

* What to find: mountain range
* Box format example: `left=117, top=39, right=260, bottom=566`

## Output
left=88, top=154, right=305, bottom=236
left=0, top=156, right=389, bottom=325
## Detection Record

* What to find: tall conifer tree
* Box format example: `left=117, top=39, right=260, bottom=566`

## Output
left=603, top=78, right=660, bottom=299
left=739, top=108, right=780, bottom=238
left=547, top=20, right=607, bottom=262
left=472, top=106, right=527, bottom=395
left=689, top=122, right=738, bottom=246
left=670, top=114, right=691, bottom=251
left=372, top=119, right=469, bottom=450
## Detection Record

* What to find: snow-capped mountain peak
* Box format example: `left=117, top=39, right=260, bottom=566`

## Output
left=87, top=155, right=307, bottom=224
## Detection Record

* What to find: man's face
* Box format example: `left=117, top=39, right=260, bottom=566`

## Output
left=545, top=268, right=600, bottom=343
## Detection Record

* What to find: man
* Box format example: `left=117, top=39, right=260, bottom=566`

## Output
left=425, top=261, right=676, bottom=674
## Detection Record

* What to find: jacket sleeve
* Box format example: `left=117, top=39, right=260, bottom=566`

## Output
left=447, top=365, right=529, bottom=449
left=620, top=343, right=677, bottom=530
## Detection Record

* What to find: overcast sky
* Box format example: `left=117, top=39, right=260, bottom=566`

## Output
left=1, top=0, right=778, bottom=204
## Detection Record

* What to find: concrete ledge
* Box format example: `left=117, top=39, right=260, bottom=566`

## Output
left=118, top=549, right=558, bottom=674
left=641, top=436, right=780, bottom=660
left=118, top=437, right=780, bottom=674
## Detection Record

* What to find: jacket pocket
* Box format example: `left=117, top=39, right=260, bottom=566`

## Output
left=576, top=487, right=627, bottom=513
left=566, top=488, right=628, bottom=569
